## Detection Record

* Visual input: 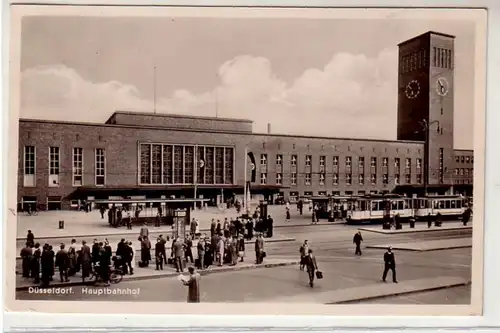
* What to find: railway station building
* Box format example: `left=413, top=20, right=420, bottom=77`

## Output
left=17, top=31, right=474, bottom=211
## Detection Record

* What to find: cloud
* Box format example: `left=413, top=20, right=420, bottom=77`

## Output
left=20, top=48, right=399, bottom=140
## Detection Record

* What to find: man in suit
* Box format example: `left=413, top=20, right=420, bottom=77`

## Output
left=173, top=237, right=185, bottom=273
left=254, top=233, right=264, bottom=264
left=353, top=231, right=363, bottom=256
left=305, top=249, right=319, bottom=287
left=55, top=243, right=70, bottom=282
left=140, top=222, right=149, bottom=239
left=155, top=238, right=165, bottom=271
left=382, top=246, right=398, bottom=283
left=182, top=266, right=201, bottom=303
left=79, top=240, right=92, bottom=283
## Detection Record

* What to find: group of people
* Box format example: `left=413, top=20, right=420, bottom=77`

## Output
left=207, top=215, right=275, bottom=241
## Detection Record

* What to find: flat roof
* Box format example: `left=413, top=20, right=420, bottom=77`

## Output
left=398, top=31, right=455, bottom=46
left=19, top=118, right=425, bottom=145
left=106, top=111, right=254, bottom=124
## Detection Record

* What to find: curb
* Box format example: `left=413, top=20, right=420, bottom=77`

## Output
left=15, top=223, right=344, bottom=242
left=15, top=260, right=299, bottom=291
left=327, top=280, right=472, bottom=304
left=366, top=245, right=472, bottom=252
left=358, top=226, right=472, bottom=235
left=14, top=237, right=296, bottom=261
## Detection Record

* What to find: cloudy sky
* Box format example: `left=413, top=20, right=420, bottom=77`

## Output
left=20, top=15, right=476, bottom=149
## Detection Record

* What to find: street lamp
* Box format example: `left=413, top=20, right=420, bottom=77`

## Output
left=416, top=119, right=441, bottom=196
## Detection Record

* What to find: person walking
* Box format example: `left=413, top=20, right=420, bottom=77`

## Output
left=182, top=267, right=201, bottom=303
left=184, top=237, right=194, bottom=264
left=197, top=237, right=205, bottom=269
left=382, top=246, right=398, bottom=283
left=155, top=238, right=165, bottom=271
left=353, top=231, right=363, bottom=256
left=140, top=236, right=152, bottom=267
left=79, top=240, right=92, bottom=283
left=299, top=240, right=308, bottom=270
left=237, top=234, right=245, bottom=262
left=304, top=249, right=319, bottom=288
left=255, top=233, right=265, bottom=264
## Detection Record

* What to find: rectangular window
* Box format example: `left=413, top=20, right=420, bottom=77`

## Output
left=205, top=147, right=214, bottom=184
left=443, top=48, right=448, bottom=68
left=437, top=48, right=441, bottom=67
left=184, top=146, right=194, bottom=184
left=416, top=158, right=422, bottom=169
left=151, top=144, right=162, bottom=184
left=95, top=148, right=106, bottom=186
left=276, top=173, right=283, bottom=185
left=371, top=174, right=377, bottom=185
left=291, top=155, right=297, bottom=167
left=441, top=49, right=445, bottom=69
left=460, top=156, right=465, bottom=163
left=466, top=156, right=471, bottom=163
left=260, top=172, right=267, bottom=185
left=224, top=147, right=234, bottom=184
left=173, top=145, right=184, bottom=184
left=73, top=147, right=84, bottom=186
left=49, top=146, right=60, bottom=187
left=358, top=174, right=364, bottom=185
left=319, top=173, right=325, bottom=185
left=455, top=156, right=460, bottom=163
left=383, top=174, right=389, bottom=184
left=417, top=174, right=422, bottom=184
left=394, top=158, right=400, bottom=169
left=405, top=158, right=411, bottom=169
left=370, top=157, right=377, bottom=168
left=291, top=172, right=297, bottom=185
left=382, top=157, right=388, bottom=167
left=319, top=156, right=326, bottom=169
left=215, top=147, right=224, bottom=184
left=433, top=47, right=437, bottom=66
left=276, top=154, right=283, bottom=165
left=345, top=156, right=352, bottom=168
left=346, top=173, right=352, bottom=185
left=395, top=174, right=400, bottom=185
left=460, top=169, right=464, bottom=176
left=454, top=168, right=459, bottom=175
left=305, top=173, right=312, bottom=185
left=448, top=49, right=453, bottom=68
left=305, top=155, right=312, bottom=167
left=261, top=154, right=268, bottom=166
left=24, top=146, right=36, bottom=187
left=163, top=145, right=173, bottom=184
left=333, top=156, right=339, bottom=167
left=333, top=173, right=339, bottom=185
left=358, top=157, right=365, bottom=168
left=405, top=174, right=411, bottom=184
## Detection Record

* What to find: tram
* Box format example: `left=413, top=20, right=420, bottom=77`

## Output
left=346, top=194, right=414, bottom=224
left=310, top=195, right=358, bottom=221
left=413, top=195, right=469, bottom=220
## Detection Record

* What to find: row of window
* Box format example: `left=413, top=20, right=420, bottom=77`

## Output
left=454, top=168, right=474, bottom=177
left=23, top=146, right=106, bottom=187
left=455, top=155, right=473, bottom=164
left=139, top=143, right=234, bottom=185
left=260, top=154, right=422, bottom=170
left=260, top=172, right=422, bottom=186
left=399, top=47, right=453, bottom=74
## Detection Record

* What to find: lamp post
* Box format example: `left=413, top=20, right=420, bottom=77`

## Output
left=418, top=119, right=441, bottom=196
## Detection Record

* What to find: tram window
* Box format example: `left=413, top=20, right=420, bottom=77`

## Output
left=439, top=201, right=445, bottom=209
left=451, top=200, right=456, bottom=208
left=404, top=200, right=410, bottom=209
left=371, top=201, right=378, bottom=211
left=457, top=200, right=462, bottom=208
left=391, top=201, right=397, bottom=210
left=398, top=201, right=404, bottom=210
left=445, top=200, right=451, bottom=209
left=360, top=201, right=367, bottom=211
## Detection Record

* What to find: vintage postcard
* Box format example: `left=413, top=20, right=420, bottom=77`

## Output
left=5, top=5, right=486, bottom=316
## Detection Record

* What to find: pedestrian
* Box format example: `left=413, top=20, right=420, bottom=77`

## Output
left=216, top=220, right=222, bottom=235
left=31, top=243, right=41, bottom=283
left=140, top=222, right=149, bottom=239
left=427, top=213, right=432, bottom=228
left=197, top=237, right=205, bottom=269
left=79, top=240, right=92, bottom=283
left=210, top=219, right=216, bottom=237
left=100, top=205, right=106, bottom=219
left=190, top=219, right=197, bottom=238
left=159, top=235, right=168, bottom=265
left=40, top=244, right=52, bottom=287
left=116, top=238, right=128, bottom=273
left=91, top=239, right=100, bottom=269
left=173, top=237, right=185, bottom=273
left=353, top=231, right=363, bottom=255
left=299, top=240, right=308, bottom=270
left=127, top=241, right=135, bottom=274
left=26, top=230, right=35, bottom=247
left=48, top=245, right=55, bottom=281
left=285, top=207, right=291, bottom=221
left=20, top=242, right=33, bottom=278
left=68, top=239, right=77, bottom=276
left=155, top=212, right=161, bottom=228
left=184, top=236, right=194, bottom=264
left=55, top=243, right=70, bottom=282
left=140, top=236, right=152, bottom=267
left=255, top=233, right=265, bottom=264
left=237, top=234, right=245, bottom=262
left=98, top=244, right=111, bottom=286
left=305, top=249, right=319, bottom=288
left=182, top=266, right=201, bottom=303
left=155, top=238, right=165, bottom=270
left=382, top=246, right=398, bottom=283
left=217, top=234, right=225, bottom=266
left=126, top=210, right=132, bottom=230
left=267, top=215, right=274, bottom=238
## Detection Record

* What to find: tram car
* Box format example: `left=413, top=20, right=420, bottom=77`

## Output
left=346, top=194, right=413, bottom=224
left=413, top=195, right=468, bottom=220
left=310, top=195, right=357, bottom=221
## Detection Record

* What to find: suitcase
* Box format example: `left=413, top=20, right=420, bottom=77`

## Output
left=316, top=271, right=323, bottom=279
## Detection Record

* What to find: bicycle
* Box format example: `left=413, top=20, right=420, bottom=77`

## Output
left=88, top=265, right=124, bottom=285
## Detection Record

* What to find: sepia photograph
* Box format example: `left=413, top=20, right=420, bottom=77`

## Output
left=5, top=4, right=486, bottom=316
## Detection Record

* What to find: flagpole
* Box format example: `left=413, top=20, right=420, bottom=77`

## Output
left=244, top=146, right=248, bottom=214
left=153, top=65, right=157, bottom=114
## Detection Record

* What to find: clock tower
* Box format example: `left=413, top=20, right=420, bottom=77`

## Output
left=397, top=31, right=455, bottom=188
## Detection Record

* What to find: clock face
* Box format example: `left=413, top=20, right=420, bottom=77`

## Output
left=436, top=77, right=450, bottom=96
left=405, top=80, right=420, bottom=99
